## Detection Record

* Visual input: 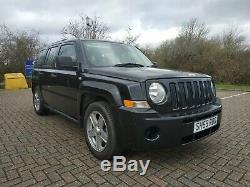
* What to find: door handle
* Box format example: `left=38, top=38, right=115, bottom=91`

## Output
left=50, top=73, right=57, bottom=78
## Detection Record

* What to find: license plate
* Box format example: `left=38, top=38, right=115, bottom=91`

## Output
left=193, top=115, right=218, bottom=133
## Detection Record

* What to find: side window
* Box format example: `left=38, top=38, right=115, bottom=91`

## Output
left=46, top=46, right=59, bottom=67
left=35, top=50, right=47, bottom=67
left=59, top=44, right=77, bottom=62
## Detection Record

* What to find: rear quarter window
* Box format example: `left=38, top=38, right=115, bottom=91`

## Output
left=44, top=46, right=59, bottom=68
left=35, top=50, right=47, bottom=68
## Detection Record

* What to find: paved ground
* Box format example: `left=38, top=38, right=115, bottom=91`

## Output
left=0, top=89, right=249, bottom=187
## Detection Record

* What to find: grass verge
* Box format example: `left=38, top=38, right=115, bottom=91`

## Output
left=216, top=83, right=250, bottom=92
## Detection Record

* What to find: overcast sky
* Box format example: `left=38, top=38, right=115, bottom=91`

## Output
left=1, top=0, right=250, bottom=46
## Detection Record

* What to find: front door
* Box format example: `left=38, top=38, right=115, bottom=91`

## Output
left=51, top=43, right=79, bottom=118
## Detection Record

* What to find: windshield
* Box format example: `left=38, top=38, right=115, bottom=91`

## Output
left=82, top=41, right=153, bottom=67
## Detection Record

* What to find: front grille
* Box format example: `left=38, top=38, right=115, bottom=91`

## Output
left=168, top=79, right=214, bottom=111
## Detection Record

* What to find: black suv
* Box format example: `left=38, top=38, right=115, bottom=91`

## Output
left=32, top=39, right=222, bottom=159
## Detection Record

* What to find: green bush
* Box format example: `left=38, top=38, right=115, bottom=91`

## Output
left=142, top=19, right=250, bottom=84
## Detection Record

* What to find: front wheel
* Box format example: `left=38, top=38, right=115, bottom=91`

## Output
left=33, top=87, right=49, bottom=115
left=83, top=101, right=121, bottom=160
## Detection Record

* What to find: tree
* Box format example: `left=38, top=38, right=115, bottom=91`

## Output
left=179, top=18, right=209, bottom=44
left=167, top=18, right=210, bottom=71
left=176, top=18, right=209, bottom=56
left=0, top=24, right=42, bottom=80
left=123, top=27, right=140, bottom=46
left=143, top=19, right=250, bottom=84
left=221, top=27, right=246, bottom=57
left=62, top=15, right=110, bottom=39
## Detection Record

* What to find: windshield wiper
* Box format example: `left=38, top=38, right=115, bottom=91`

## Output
left=146, top=64, right=157, bottom=68
left=114, top=63, right=144, bottom=67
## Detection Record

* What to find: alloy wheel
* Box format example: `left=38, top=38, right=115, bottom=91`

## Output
left=86, top=111, right=108, bottom=152
left=34, top=92, right=41, bottom=111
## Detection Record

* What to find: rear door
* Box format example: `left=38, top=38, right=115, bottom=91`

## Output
left=32, top=49, right=47, bottom=91
left=40, top=45, right=60, bottom=108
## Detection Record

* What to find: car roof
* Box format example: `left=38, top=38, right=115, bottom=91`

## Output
left=39, top=38, right=127, bottom=53
left=51, top=38, right=124, bottom=46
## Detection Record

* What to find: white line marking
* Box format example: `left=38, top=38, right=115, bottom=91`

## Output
left=221, top=92, right=249, bottom=100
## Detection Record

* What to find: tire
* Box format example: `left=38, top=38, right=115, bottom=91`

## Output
left=83, top=101, right=121, bottom=160
left=33, top=87, right=49, bottom=115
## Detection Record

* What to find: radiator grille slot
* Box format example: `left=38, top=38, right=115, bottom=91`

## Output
left=169, top=79, right=214, bottom=110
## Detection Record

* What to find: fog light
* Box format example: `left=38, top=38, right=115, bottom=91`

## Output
left=145, top=127, right=160, bottom=141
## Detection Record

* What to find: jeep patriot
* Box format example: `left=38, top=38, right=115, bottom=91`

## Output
left=32, top=39, right=222, bottom=159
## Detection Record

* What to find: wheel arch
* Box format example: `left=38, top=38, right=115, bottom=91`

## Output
left=77, top=81, right=122, bottom=126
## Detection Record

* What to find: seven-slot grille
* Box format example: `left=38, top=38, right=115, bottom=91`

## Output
left=168, top=79, right=214, bottom=110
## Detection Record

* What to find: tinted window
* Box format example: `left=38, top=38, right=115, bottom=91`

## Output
left=83, top=41, right=152, bottom=67
left=59, top=44, right=77, bottom=62
left=35, top=50, right=47, bottom=67
left=46, top=46, right=59, bottom=67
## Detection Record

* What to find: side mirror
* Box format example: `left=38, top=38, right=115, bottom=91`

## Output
left=151, top=62, right=158, bottom=68
left=55, top=56, right=77, bottom=70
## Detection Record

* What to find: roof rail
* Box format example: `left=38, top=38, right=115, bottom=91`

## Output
left=51, top=38, right=68, bottom=45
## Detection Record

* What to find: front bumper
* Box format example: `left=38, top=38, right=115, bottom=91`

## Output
left=117, top=98, right=222, bottom=150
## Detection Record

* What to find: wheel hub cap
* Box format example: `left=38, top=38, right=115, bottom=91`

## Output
left=34, top=92, right=40, bottom=111
left=86, top=111, right=108, bottom=152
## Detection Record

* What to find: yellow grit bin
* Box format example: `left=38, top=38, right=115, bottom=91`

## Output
left=4, top=73, right=28, bottom=90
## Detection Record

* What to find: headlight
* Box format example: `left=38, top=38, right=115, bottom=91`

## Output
left=211, top=81, right=216, bottom=96
left=149, top=82, right=166, bottom=104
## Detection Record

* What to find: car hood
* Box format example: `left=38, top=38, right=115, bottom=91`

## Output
left=87, top=67, right=211, bottom=82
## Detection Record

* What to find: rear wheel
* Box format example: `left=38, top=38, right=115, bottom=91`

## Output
left=33, top=87, right=49, bottom=115
left=83, top=101, right=121, bottom=160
